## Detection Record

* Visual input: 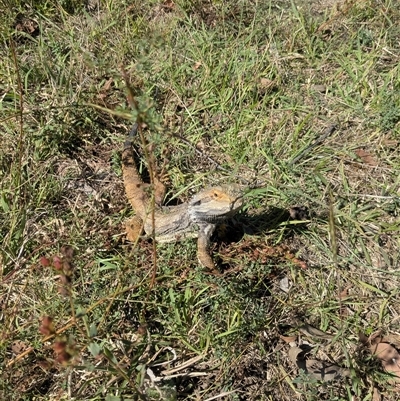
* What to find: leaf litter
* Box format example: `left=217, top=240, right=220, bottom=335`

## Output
left=285, top=323, right=400, bottom=393
left=286, top=322, right=350, bottom=383
left=360, top=331, right=400, bottom=384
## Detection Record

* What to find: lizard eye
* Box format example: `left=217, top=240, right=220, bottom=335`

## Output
left=213, top=192, right=219, bottom=198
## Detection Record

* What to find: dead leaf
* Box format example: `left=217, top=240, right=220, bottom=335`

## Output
left=359, top=330, right=384, bottom=348
left=288, top=345, right=350, bottom=381
left=373, top=387, right=381, bottom=401
left=98, top=78, right=114, bottom=101
left=39, top=316, right=55, bottom=336
left=258, top=78, right=276, bottom=94
left=339, top=286, right=351, bottom=300
left=361, top=332, right=400, bottom=383
left=299, top=323, right=334, bottom=340
left=370, top=342, right=400, bottom=381
left=12, top=340, right=29, bottom=354
left=311, top=84, right=327, bottom=93
left=279, top=276, right=291, bottom=293
left=259, top=78, right=274, bottom=88
left=288, top=346, right=303, bottom=362
left=304, top=359, right=350, bottom=381
left=280, top=334, right=297, bottom=343
left=382, top=334, right=400, bottom=348
left=355, top=149, right=378, bottom=166
left=193, top=61, right=202, bottom=70
left=15, top=18, right=39, bottom=36
left=102, top=77, right=113, bottom=91
left=162, top=0, right=175, bottom=10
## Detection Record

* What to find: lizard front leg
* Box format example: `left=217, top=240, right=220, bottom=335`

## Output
left=197, top=223, right=216, bottom=269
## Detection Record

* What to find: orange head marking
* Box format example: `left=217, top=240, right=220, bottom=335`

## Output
left=212, top=189, right=230, bottom=202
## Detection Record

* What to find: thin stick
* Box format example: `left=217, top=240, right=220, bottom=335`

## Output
left=288, top=124, right=337, bottom=166
left=10, top=39, right=25, bottom=198
left=119, top=66, right=158, bottom=322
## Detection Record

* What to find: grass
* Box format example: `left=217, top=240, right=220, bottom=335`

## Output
left=1, top=0, right=400, bottom=399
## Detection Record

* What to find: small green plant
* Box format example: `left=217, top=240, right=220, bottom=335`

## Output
left=379, top=94, right=400, bottom=133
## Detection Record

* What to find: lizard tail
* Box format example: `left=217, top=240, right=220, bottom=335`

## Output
left=124, top=123, right=139, bottom=150
left=122, top=122, right=149, bottom=216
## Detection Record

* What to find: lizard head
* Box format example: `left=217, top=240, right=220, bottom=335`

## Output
left=188, top=185, right=243, bottom=223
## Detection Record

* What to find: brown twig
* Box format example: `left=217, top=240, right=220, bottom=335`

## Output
left=288, top=124, right=337, bottom=166
left=10, top=39, right=25, bottom=202
left=119, top=66, right=158, bottom=322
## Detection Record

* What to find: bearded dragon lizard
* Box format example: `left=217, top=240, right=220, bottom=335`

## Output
left=122, top=123, right=243, bottom=269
